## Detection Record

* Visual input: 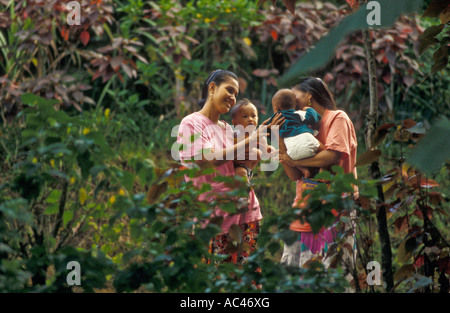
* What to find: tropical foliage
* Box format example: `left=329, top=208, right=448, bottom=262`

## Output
left=0, top=0, right=448, bottom=293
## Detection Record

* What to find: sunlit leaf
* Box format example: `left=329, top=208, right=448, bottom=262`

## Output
left=394, top=264, right=414, bottom=282
left=79, top=187, right=87, bottom=205
left=228, top=224, right=243, bottom=243
left=146, top=182, right=168, bottom=204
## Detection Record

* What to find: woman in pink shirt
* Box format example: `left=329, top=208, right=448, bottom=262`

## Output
left=278, top=77, right=358, bottom=269
left=177, top=70, right=277, bottom=264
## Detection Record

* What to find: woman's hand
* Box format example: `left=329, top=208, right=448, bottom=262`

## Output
left=263, top=113, right=285, bottom=141
left=278, top=147, right=294, bottom=167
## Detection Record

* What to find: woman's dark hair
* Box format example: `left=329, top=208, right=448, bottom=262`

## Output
left=293, top=77, right=336, bottom=110
left=198, top=69, right=238, bottom=108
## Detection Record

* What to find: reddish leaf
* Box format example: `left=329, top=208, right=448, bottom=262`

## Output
left=80, top=31, right=90, bottom=46
left=252, top=68, right=278, bottom=77
left=414, top=255, right=424, bottom=269
left=60, top=27, right=69, bottom=41
left=438, top=257, right=450, bottom=274
left=413, top=207, right=433, bottom=220
left=419, top=177, right=439, bottom=188
left=394, top=264, right=414, bottom=282
left=428, top=192, right=444, bottom=206
left=371, top=123, right=395, bottom=148
left=402, top=118, right=417, bottom=129
left=355, top=196, right=370, bottom=210
left=393, top=215, right=408, bottom=233
left=354, top=149, right=382, bottom=167
left=282, top=0, right=296, bottom=14
left=382, top=72, right=391, bottom=84
left=238, top=77, right=248, bottom=93
left=323, top=73, right=334, bottom=83
left=423, top=0, right=449, bottom=18
left=270, top=30, right=278, bottom=41
left=110, top=56, right=124, bottom=71
left=439, top=5, right=450, bottom=24
left=346, top=0, right=360, bottom=9
left=146, top=182, right=168, bottom=204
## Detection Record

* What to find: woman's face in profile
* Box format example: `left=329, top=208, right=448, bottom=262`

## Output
left=292, top=88, right=309, bottom=110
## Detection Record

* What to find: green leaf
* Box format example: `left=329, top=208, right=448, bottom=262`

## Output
left=63, top=210, right=73, bottom=227
left=44, top=203, right=59, bottom=215
left=46, top=189, right=61, bottom=204
left=407, top=117, right=450, bottom=174
left=279, top=0, right=424, bottom=86
left=20, top=93, right=60, bottom=107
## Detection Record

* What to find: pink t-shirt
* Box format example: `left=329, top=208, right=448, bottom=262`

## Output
left=177, top=112, right=262, bottom=234
left=290, top=109, right=358, bottom=232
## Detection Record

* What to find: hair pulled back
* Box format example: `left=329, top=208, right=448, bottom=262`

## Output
left=198, top=69, right=238, bottom=108
left=293, top=77, right=336, bottom=110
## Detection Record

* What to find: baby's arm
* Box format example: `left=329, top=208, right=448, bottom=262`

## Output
left=258, top=135, right=277, bottom=159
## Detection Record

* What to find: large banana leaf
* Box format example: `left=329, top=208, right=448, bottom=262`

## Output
left=278, top=0, right=424, bottom=87
left=407, top=117, right=450, bottom=175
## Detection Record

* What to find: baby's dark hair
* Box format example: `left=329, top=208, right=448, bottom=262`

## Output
left=198, top=69, right=238, bottom=108
left=230, top=98, right=254, bottom=119
left=272, top=89, right=296, bottom=111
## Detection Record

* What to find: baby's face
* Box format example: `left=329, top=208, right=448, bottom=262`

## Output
left=233, top=104, right=258, bottom=129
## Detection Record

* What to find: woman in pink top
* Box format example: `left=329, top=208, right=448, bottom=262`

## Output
left=177, top=70, right=277, bottom=264
left=278, top=77, right=358, bottom=269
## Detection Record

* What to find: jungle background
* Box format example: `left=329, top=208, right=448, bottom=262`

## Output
left=0, top=0, right=449, bottom=293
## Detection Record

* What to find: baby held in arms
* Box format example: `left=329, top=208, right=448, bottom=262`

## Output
left=268, top=89, right=325, bottom=178
left=230, top=98, right=275, bottom=182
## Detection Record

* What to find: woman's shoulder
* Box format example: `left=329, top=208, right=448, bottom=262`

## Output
left=180, top=112, right=211, bottom=128
left=180, top=112, right=201, bottom=123
left=325, top=109, right=352, bottom=122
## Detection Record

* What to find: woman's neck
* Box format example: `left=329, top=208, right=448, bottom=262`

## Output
left=199, top=102, right=220, bottom=124
left=311, top=101, right=327, bottom=117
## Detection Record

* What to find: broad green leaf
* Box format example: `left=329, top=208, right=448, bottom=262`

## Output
left=63, top=210, right=74, bottom=227
left=407, top=117, right=450, bottom=174
left=46, top=189, right=61, bottom=204
left=278, top=0, right=424, bottom=86
left=44, top=203, right=59, bottom=215
left=20, top=93, right=60, bottom=107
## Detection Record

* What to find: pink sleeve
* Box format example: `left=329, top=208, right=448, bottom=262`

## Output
left=177, top=118, right=213, bottom=161
left=324, top=116, right=351, bottom=160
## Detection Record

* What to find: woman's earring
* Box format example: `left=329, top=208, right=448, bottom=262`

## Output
left=308, top=99, right=312, bottom=106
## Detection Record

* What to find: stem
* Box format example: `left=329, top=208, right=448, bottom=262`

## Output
left=362, top=28, right=394, bottom=292
left=53, top=179, right=69, bottom=239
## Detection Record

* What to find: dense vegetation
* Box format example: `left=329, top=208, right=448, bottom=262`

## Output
left=0, top=0, right=448, bottom=293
